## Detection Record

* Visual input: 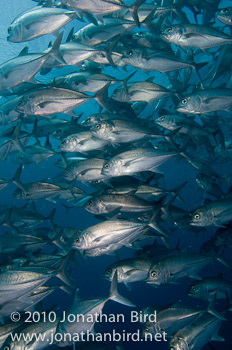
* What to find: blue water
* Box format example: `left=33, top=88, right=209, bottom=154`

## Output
left=1, top=1, right=232, bottom=350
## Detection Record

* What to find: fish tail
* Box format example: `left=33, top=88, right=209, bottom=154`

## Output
left=109, top=271, right=135, bottom=307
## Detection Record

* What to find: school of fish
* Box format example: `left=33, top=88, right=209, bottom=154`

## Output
left=0, top=0, right=232, bottom=350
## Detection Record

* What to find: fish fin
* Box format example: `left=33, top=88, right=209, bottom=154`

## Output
left=47, top=208, right=56, bottom=230
left=83, top=11, right=99, bottom=26
left=122, top=70, right=137, bottom=94
left=216, top=257, right=231, bottom=269
left=94, top=82, right=112, bottom=112
left=67, top=111, right=77, bottom=118
left=18, top=46, right=29, bottom=56
left=73, top=288, right=81, bottom=303
left=59, top=285, right=74, bottom=296
left=11, top=164, right=27, bottom=191
left=211, top=334, right=224, bottom=342
left=124, top=282, right=132, bottom=291
left=48, top=32, right=66, bottom=66
left=215, top=207, right=232, bottom=219
left=109, top=271, right=135, bottom=307
left=128, top=0, right=145, bottom=28
left=17, top=295, right=34, bottom=305
left=66, top=27, right=74, bottom=42
left=148, top=209, right=169, bottom=237
left=189, top=273, right=202, bottom=280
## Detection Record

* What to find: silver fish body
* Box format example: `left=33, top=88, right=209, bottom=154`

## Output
left=7, top=6, right=76, bottom=42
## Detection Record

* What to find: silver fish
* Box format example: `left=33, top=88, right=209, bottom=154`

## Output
left=160, top=23, right=232, bottom=49
left=190, top=197, right=232, bottom=227
left=168, top=312, right=224, bottom=350
left=176, top=88, right=232, bottom=114
left=101, top=148, right=178, bottom=177
left=7, top=6, right=77, bottom=42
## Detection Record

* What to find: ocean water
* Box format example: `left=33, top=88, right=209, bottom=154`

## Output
left=0, top=1, right=232, bottom=350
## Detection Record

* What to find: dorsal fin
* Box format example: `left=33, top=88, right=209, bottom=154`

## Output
left=18, top=46, right=29, bottom=56
left=66, top=27, right=74, bottom=43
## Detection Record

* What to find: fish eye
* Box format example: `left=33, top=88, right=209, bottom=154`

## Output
left=151, top=271, right=157, bottom=278
left=167, top=27, right=173, bottom=32
left=56, top=129, right=62, bottom=135
left=106, top=268, right=112, bottom=274
left=95, top=123, right=101, bottom=130
left=17, top=100, right=24, bottom=107
left=75, top=237, right=81, bottom=243
left=169, top=347, right=175, bottom=350
left=191, top=285, right=196, bottom=291
left=182, top=98, right=188, bottom=104
left=87, top=200, right=93, bottom=207
left=127, top=50, right=133, bottom=56
left=86, top=118, right=91, bottom=123
left=144, top=327, right=149, bottom=332
left=104, top=163, right=110, bottom=169
left=7, top=27, right=11, bottom=34
left=4, top=346, right=10, bottom=350
left=194, top=213, right=201, bottom=220
left=221, top=8, right=229, bottom=13
left=160, top=116, right=165, bottom=121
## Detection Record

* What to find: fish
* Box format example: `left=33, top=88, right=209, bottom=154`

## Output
left=121, top=48, right=199, bottom=73
left=190, top=197, right=232, bottom=227
left=195, top=173, right=224, bottom=198
left=160, top=23, right=232, bottom=49
left=59, top=130, right=109, bottom=153
left=0, top=33, right=64, bottom=91
left=16, top=87, right=90, bottom=116
left=101, top=147, right=178, bottom=177
left=187, top=275, right=232, bottom=300
left=103, top=257, right=154, bottom=288
left=56, top=272, right=134, bottom=346
left=111, top=81, right=175, bottom=104
left=176, top=88, right=232, bottom=114
left=63, top=158, right=109, bottom=182
left=217, top=7, right=232, bottom=25
left=73, top=18, right=136, bottom=46
left=168, top=312, right=224, bottom=350
left=84, top=194, right=155, bottom=215
left=0, top=267, right=58, bottom=305
left=72, top=218, right=151, bottom=251
left=143, top=303, right=206, bottom=338
left=2, top=317, right=60, bottom=350
left=1, top=0, right=232, bottom=349
left=7, top=6, right=77, bottom=42
left=91, top=119, right=161, bottom=144
left=146, top=253, right=218, bottom=285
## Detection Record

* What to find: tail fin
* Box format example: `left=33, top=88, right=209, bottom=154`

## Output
left=122, top=70, right=136, bottom=94
left=109, top=272, right=135, bottom=307
left=129, top=0, right=145, bottom=28
left=48, top=32, right=66, bottom=66
left=11, top=164, right=26, bottom=191
left=94, top=83, right=112, bottom=112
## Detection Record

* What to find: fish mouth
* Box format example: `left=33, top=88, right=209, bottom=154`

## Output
left=189, top=222, right=197, bottom=226
left=176, top=105, right=185, bottom=112
left=145, top=279, right=157, bottom=285
left=16, top=106, right=23, bottom=113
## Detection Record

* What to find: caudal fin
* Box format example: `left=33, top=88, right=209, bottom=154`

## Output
left=109, top=272, right=135, bottom=307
